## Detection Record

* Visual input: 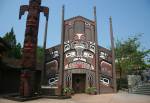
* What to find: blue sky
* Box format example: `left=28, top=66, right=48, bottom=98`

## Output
left=0, top=0, right=150, bottom=50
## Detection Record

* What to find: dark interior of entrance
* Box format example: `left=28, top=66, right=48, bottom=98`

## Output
left=72, top=74, right=86, bottom=93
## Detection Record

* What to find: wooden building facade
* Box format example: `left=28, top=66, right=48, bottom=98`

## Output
left=41, top=15, right=116, bottom=95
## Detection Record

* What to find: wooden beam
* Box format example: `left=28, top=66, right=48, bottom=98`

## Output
left=109, top=16, right=117, bottom=93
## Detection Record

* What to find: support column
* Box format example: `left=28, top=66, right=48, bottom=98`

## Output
left=58, top=5, right=65, bottom=95
left=109, top=16, right=117, bottom=93
left=94, top=6, right=100, bottom=94
left=41, top=14, right=49, bottom=86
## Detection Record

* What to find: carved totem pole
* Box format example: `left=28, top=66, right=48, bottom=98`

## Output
left=19, top=0, right=49, bottom=97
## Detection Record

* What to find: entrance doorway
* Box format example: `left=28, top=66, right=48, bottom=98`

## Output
left=72, top=74, right=86, bottom=93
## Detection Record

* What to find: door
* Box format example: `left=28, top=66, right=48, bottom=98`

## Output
left=72, top=74, right=86, bottom=93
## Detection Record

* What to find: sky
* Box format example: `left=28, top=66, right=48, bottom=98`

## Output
left=0, top=0, right=150, bottom=50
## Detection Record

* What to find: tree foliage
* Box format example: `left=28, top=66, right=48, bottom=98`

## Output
left=36, top=46, right=44, bottom=63
left=2, top=28, right=22, bottom=59
left=115, top=35, right=150, bottom=77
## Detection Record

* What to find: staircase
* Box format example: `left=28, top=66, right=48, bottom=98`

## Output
left=132, top=83, right=150, bottom=95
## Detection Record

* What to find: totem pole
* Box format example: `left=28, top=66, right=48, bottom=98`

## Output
left=19, top=0, right=49, bottom=97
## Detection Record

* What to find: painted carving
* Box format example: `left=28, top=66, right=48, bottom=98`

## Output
left=51, top=50, right=59, bottom=58
left=19, top=0, right=49, bottom=69
left=64, top=41, right=71, bottom=52
left=48, top=74, right=58, bottom=87
left=83, top=51, right=93, bottom=58
left=65, top=61, right=94, bottom=70
left=75, top=33, right=84, bottom=40
left=89, top=42, right=95, bottom=53
left=19, top=0, right=49, bottom=97
left=101, top=61, right=112, bottom=77
left=100, top=51, right=108, bottom=59
left=100, top=77, right=110, bottom=86
left=64, top=40, right=95, bottom=70
left=66, top=51, right=76, bottom=58
left=99, top=61, right=113, bottom=87
left=85, top=22, right=91, bottom=26
left=46, top=60, right=59, bottom=87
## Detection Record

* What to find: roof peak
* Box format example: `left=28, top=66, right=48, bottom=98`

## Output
left=65, top=16, right=94, bottom=23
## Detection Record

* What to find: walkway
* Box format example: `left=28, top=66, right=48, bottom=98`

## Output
left=0, top=91, right=150, bottom=103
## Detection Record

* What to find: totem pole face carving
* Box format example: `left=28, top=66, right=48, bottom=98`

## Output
left=64, top=35, right=96, bottom=70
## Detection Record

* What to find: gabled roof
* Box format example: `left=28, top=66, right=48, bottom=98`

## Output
left=65, top=16, right=95, bottom=24
left=98, top=45, right=111, bottom=54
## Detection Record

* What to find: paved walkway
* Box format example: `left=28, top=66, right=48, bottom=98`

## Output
left=0, top=91, right=150, bottom=103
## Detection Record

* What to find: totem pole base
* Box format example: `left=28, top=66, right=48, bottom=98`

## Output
left=3, top=69, right=42, bottom=102
left=3, top=93, right=42, bottom=102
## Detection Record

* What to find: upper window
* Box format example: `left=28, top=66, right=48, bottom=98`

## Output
left=74, top=21, right=84, bottom=34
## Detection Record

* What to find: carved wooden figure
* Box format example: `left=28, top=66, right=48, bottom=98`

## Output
left=19, top=0, right=49, bottom=97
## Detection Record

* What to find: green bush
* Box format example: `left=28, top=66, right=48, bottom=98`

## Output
left=63, top=87, right=73, bottom=94
left=85, top=87, right=97, bottom=94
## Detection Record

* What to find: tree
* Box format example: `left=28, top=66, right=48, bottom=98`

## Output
left=3, top=28, right=16, bottom=48
left=36, top=46, right=44, bottom=63
left=14, top=43, right=22, bottom=59
left=115, top=35, right=150, bottom=78
left=2, top=28, right=22, bottom=59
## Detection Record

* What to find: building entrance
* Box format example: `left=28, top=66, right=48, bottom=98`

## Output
left=72, top=74, right=86, bottom=93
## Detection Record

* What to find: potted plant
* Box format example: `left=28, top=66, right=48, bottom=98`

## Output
left=85, top=87, right=97, bottom=95
left=63, top=87, right=72, bottom=96
left=90, top=87, right=97, bottom=95
left=85, top=87, right=91, bottom=94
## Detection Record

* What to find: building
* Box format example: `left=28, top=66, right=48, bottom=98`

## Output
left=41, top=14, right=116, bottom=95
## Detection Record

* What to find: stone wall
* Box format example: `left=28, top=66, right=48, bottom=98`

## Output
left=127, top=75, right=141, bottom=92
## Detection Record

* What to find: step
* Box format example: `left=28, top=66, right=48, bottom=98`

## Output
left=132, top=89, right=150, bottom=93
left=133, top=91, right=150, bottom=93
left=138, top=85, right=150, bottom=87
left=135, top=88, right=150, bottom=91
left=132, top=92, right=150, bottom=95
left=138, top=86, right=150, bottom=88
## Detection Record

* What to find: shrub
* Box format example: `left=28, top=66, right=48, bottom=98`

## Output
left=85, top=87, right=97, bottom=94
left=63, top=87, right=73, bottom=96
